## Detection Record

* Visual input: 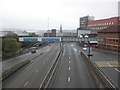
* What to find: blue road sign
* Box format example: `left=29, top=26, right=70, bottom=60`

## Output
left=42, top=38, right=60, bottom=42
left=19, top=37, right=61, bottom=42
left=24, top=38, right=38, bottom=42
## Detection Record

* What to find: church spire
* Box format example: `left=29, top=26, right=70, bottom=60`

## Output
left=60, top=24, right=62, bottom=33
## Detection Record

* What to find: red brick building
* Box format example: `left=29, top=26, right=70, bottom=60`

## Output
left=97, top=25, right=120, bottom=52
left=87, top=17, right=119, bottom=34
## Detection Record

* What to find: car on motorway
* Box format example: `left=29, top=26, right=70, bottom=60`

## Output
left=83, top=47, right=87, bottom=51
left=30, top=47, right=37, bottom=53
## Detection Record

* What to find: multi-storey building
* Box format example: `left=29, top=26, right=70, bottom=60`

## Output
left=44, top=29, right=56, bottom=37
left=97, top=25, right=120, bottom=52
left=87, top=17, right=119, bottom=34
left=79, top=15, right=94, bottom=29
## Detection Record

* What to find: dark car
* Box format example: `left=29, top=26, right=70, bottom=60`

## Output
left=30, top=47, right=37, bottom=53
left=31, top=49, right=36, bottom=53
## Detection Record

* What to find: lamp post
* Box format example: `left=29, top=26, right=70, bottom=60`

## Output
left=80, top=34, right=92, bottom=58
left=80, top=34, right=83, bottom=46
left=85, top=34, right=93, bottom=58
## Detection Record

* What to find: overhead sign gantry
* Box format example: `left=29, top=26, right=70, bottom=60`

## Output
left=19, top=37, right=61, bottom=42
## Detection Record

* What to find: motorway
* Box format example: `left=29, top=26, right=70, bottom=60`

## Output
left=3, top=43, right=60, bottom=88
left=3, top=43, right=98, bottom=88
left=2, top=42, right=119, bottom=88
left=52, top=43, right=97, bottom=88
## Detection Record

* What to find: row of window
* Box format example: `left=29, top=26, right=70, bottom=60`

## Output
left=88, top=22, right=114, bottom=27
left=90, top=27, right=107, bottom=30
left=99, top=38, right=120, bottom=42
left=106, top=39, right=119, bottom=42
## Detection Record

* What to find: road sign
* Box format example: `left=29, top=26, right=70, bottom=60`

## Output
left=19, top=37, right=61, bottom=42
left=42, top=37, right=61, bottom=42
left=19, top=37, right=24, bottom=41
left=24, top=37, right=38, bottom=42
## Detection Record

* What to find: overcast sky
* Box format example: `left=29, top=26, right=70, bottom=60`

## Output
left=0, top=0, right=119, bottom=31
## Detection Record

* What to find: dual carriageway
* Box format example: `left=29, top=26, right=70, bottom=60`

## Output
left=1, top=42, right=120, bottom=89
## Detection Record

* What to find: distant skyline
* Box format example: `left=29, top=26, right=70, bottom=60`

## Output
left=0, top=0, right=119, bottom=31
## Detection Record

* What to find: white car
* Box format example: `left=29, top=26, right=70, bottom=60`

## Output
left=83, top=47, right=87, bottom=51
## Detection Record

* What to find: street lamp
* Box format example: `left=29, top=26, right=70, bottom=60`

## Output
left=80, top=34, right=93, bottom=58
left=84, top=34, right=93, bottom=58
left=79, top=34, right=83, bottom=45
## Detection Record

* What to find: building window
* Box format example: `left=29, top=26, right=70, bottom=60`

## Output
left=116, top=39, right=118, bottom=42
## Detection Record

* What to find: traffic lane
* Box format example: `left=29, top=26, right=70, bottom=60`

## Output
left=53, top=43, right=97, bottom=88
left=91, top=50, right=118, bottom=61
left=3, top=44, right=60, bottom=88
left=27, top=45, right=60, bottom=88
left=69, top=44, right=97, bottom=88
left=74, top=44, right=118, bottom=61
left=53, top=44, right=70, bottom=88
left=2, top=43, right=58, bottom=72
left=100, top=67, right=119, bottom=86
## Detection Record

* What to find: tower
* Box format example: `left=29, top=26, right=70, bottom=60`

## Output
left=60, top=24, right=62, bottom=33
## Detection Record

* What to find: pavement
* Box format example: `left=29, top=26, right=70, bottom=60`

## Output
left=2, top=43, right=60, bottom=88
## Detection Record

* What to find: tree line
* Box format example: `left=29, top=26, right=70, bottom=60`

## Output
left=2, top=32, right=37, bottom=60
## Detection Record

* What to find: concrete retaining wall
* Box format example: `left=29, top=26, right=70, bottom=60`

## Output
left=2, top=59, right=30, bottom=80
left=81, top=52, right=118, bottom=89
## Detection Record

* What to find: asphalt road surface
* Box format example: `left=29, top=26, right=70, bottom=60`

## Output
left=3, top=43, right=60, bottom=88
left=73, top=43, right=120, bottom=88
left=52, top=43, right=97, bottom=88
left=2, top=44, right=57, bottom=72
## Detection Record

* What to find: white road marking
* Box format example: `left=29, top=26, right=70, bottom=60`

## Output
left=68, top=77, right=71, bottom=82
left=69, top=61, right=71, bottom=64
left=114, top=68, right=120, bottom=72
left=63, top=51, right=65, bottom=56
left=36, top=69, right=39, bottom=73
left=107, top=63, right=113, bottom=67
left=24, top=81, right=28, bottom=86
left=69, top=67, right=70, bottom=70
left=73, top=48, right=77, bottom=52
left=69, top=57, right=71, bottom=59
left=109, top=65, right=113, bottom=67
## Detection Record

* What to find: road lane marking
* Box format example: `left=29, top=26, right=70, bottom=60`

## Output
left=36, top=69, right=39, bottom=73
left=69, top=61, right=71, bottom=64
left=73, top=48, right=77, bottom=52
left=69, top=57, right=71, bottom=59
left=95, top=61, right=119, bottom=68
left=63, top=51, right=65, bottom=56
left=68, top=77, right=71, bottom=82
left=114, top=68, right=120, bottom=72
left=69, top=67, right=70, bottom=70
left=107, top=63, right=113, bottom=67
left=24, top=81, right=28, bottom=86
